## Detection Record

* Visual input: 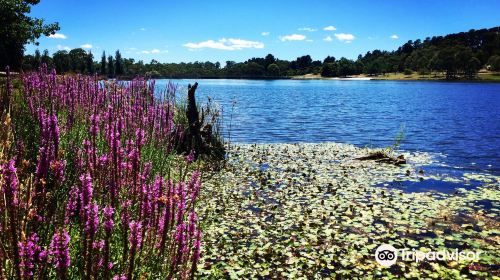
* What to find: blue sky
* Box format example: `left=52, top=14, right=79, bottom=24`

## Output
left=26, top=0, right=500, bottom=63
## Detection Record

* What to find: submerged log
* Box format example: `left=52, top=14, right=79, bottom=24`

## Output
left=356, top=152, right=406, bottom=166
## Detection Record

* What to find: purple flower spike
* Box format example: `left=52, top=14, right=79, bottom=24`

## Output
left=49, top=229, right=71, bottom=269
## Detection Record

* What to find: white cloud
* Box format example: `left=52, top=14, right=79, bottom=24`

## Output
left=334, top=33, right=355, bottom=43
left=57, top=44, right=71, bottom=51
left=323, top=26, right=337, bottom=31
left=80, top=44, right=93, bottom=49
left=390, top=34, right=399, bottom=39
left=49, top=33, right=67, bottom=39
left=279, top=34, right=306, bottom=41
left=261, top=32, right=270, bottom=36
left=139, top=48, right=168, bottom=54
left=183, top=38, right=264, bottom=50
left=298, top=27, right=317, bottom=32
left=323, top=36, right=333, bottom=42
left=140, top=28, right=146, bottom=31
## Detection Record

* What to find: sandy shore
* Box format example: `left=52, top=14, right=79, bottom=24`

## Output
left=291, top=74, right=372, bottom=80
left=198, top=143, right=499, bottom=279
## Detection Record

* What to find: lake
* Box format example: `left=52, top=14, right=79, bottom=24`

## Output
left=155, top=79, right=500, bottom=175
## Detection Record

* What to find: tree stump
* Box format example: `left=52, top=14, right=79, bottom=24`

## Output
left=178, top=82, right=204, bottom=158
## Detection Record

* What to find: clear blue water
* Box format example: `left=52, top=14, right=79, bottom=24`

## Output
left=155, top=79, right=500, bottom=175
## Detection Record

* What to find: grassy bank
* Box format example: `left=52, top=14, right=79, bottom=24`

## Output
left=291, top=71, right=500, bottom=82
left=372, top=71, right=500, bottom=82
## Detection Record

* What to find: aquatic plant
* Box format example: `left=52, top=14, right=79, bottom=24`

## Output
left=0, top=66, right=204, bottom=279
left=199, top=143, right=499, bottom=279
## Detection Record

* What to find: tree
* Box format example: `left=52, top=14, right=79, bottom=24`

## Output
left=487, top=55, right=500, bottom=71
left=437, top=48, right=457, bottom=79
left=86, top=51, right=94, bottom=74
left=100, top=51, right=106, bottom=75
left=323, top=56, right=336, bottom=64
left=267, top=63, right=280, bottom=77
left=107, top=55, right=115, bottom=78
left=321, top=63, right=337, bottom=77
left=243, top=62, right=264, bottom=77
left=53, top=50, right=71, bottom=73
left=69, top=48, right=87, bottom=73
left=296, top=55, right=312, bottom=70
left=115, top=50, right=124, bottom=75
left=337, top=58, right=354, bottom=77
left=465, top=57, right=481, bottom=78
left=33, top=49, right=41, bottom=69
left=40, top=49, right=52, bottom=69
left=0, top=0, right=60, bottom=70
left=264, top=54, right=276, bottom=69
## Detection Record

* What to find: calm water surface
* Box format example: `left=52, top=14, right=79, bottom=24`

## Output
left=155, top=79, right=500, bottom=175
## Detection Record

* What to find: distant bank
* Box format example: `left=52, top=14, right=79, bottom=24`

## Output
left=292, top=70, right=500, bottom=82
left=2, top=71, right=499, bottom=82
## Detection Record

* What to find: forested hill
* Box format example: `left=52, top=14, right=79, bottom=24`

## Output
left=22, top=26, right=500, bottom=80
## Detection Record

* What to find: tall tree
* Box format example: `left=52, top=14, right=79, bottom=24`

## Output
left=0, top=0, right=60, bottom=70
left=86, top=51, right=94, bottom=74
left=115, top=50, right=124, bottom=75
left=107, top=55, right=115, bottom=78
left=323, top=56, right=336, bottom=64
left=53, top=50, right=71, bottom=73
left=69, top=48, right=87, bottom=73
left=41, top=49, right=52, bottom=68
left=100, top=51, right=106, bottom=75
left=33, top=49, right=41, bottom=69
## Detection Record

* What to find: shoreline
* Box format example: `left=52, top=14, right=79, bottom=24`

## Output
left=3, top=72, right=500, bottom=82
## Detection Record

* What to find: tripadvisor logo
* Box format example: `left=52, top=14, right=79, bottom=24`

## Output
left=375, top=244, right=398, bottom=267
left=374, top=244, right=481, bottom=267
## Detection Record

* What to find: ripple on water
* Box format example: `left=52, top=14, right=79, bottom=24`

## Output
left=375, top=178, right=483, bottom=194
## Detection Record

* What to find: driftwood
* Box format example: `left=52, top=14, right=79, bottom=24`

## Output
left=176, top=82, right=225, bottom=162
left=187, top=82, right=200, bottom=130
left=356, top=151, right=406, bottom=166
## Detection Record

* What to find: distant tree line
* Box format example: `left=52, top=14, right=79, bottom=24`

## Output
left=346, top=26, right=500, bottom=79
left=21, top=26, right=500, bottom=80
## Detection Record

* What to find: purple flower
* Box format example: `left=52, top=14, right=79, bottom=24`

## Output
left=64, top=186, right=80, bottom=225
left=79, top=173, right=93, bottom=209
left=50, top=159, right=66, bottom=184
left=188, top=211, right=198, bottom=236
left=90, top=114, right=100, bottom=137
left=185, top=150, right=195, bottom=164
left=49, top=229, right=71, bottom=269
left=49, top=113, right=60, bottom=154
left=173, top=223, right=187, bottom=266
left=19, top=233, right=42, bottom=278
left=2, top=159, right=18, bottom=206
left=192, top=229, right=202, bottom=264
left=120, top=200, right=131, bottom=227
left=188, top=171, right=201, bottom=202
left=128, top=221, right=142, bottom=250
left=135, top=128, right=145, bottom=147
left=103, top=206, right=114, bottom=232
left=85, top=203, right=99, bottom=236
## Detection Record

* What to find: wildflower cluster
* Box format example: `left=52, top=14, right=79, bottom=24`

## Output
left=0, top=66, right=203, bottom=279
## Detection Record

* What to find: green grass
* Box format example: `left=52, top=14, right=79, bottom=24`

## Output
left=372, top=71, right=500, bottom=82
